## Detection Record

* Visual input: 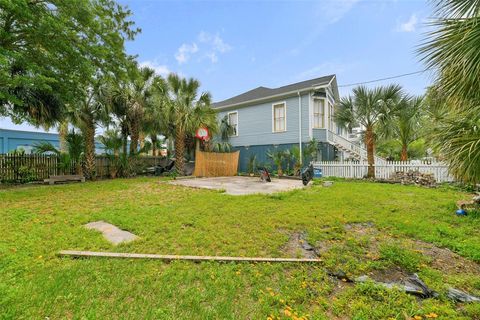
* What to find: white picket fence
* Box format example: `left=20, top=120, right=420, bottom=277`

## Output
left=312, top=160, right=455, bottom=183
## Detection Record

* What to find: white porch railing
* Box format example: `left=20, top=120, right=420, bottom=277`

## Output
left=312, top=160, right=454, bottom=183
left=325, top=130, right=387, bottom=164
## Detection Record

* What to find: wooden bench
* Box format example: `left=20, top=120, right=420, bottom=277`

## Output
left=44, top=175, right=85, bottom=185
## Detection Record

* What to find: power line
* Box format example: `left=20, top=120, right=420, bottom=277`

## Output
left=338, top=69, right=432, bottom=88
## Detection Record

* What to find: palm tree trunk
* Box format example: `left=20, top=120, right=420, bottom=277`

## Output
left=365, top=126, right=375, bottom=178
left=83, top=119, right=96, bottom=180
left=174, top=127, right=185, bottom=174
left=151, top=135, right=157, bottom=156
left=130, top=119, right=139, bottom=155
left=139, top=131, right=145, bottom=153
left=58, top=121, right=68, bottom=153
left=400, top=144, right=408, bottom=161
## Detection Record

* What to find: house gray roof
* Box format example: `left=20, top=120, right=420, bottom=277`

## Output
left=212, top=74, right=336, bottom=109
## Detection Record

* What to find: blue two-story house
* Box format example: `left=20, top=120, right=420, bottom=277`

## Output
left=213, top=75, right=369, bottom=172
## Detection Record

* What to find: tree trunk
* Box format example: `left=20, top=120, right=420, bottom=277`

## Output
left=83, top=119, right=96, bottom=180
left=139, top=131, right=145, bottom=154
left=365, top=126, right=375, bottom=178
left=174, top=127, right=185, bottom=174
left=151, top=135, right=157, bottom=156
left=130, top=118, right=139, bottom=156
left=400, top=144, right=408, bottom=161
left=58, top=121, right=68, bottom=153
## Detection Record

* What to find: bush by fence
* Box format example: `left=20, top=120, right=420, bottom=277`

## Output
left=0, top=153, right=167, bottom=183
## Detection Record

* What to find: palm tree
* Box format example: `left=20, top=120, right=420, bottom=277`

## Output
left=69, top=83, right=110, bottom=179
left=335, top=85, right=402, bottom=178
left=419, top=0, right=480, bottom=183
left=110, top=65, right=158, bottom=155
left=431, top=108, right=480, bottom=184
left=98, top=129, right=123, bottom=156
left=267, top=149, right=285, bottom=176
left=34, top=129, right=84, bottom=174
left=162, top=74, right=216, bottom=174
left=419, top=0, right=480, bottom=104
left=58, top=121, right=69, bottom=153
left=391, top=96, right=424, bottom=161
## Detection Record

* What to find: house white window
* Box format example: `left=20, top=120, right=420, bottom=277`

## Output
left=228, top=111, right=238, bottom=136
left=329, top=102, right=334, bottom=131
left=313, top=99, right=325, bottom=128
left=272, top=102, right=286, bottom=132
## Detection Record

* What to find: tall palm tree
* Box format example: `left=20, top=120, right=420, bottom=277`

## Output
left=70, top=83, right=110, bottom=179
left=142, top=77, right=169, bottom=156
left=58, top=121, right=69, bottom=153
left=162, top=74, right=216, bottom=174
left=335, top=85, right=402, bottom=178
left=419, top=0, right=480, bottom=183
left=111, top=65, right=157, bottom=155
left=391, top=96, right=424, bottom=161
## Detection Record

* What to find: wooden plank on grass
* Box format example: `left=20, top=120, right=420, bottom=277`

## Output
left=58, top=250, right=322, bottom=263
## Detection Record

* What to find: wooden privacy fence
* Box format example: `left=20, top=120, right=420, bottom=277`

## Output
left=193, top=150, right=239, bottom=177
left=0, top=153, right=166, bottom=183
left=0, top=153, right=60, bottom=182
left=312, top=160, right=454, bottom=183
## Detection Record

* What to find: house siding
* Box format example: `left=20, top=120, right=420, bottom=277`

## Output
left=0, top=129, right=105, bottom=154
left=217, top=93, right=316, bottom=148
left=233, top=142, right=337, bottom=173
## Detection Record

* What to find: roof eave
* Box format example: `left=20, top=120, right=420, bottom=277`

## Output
left=213, top=84, right=329, bottom=111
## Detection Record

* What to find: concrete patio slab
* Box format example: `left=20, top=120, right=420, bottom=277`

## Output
left=84, top=221, right=138, bottom=245
left=170, top=176, right=305, bottom=195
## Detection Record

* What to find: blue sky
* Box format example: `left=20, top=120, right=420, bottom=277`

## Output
left=1, top=0, right=434, bottom=132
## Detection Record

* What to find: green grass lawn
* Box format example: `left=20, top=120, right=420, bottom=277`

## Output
left=1, top=178, right=479, bottom=319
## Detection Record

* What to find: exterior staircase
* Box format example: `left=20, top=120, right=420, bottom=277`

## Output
left=325, top=130, right=387, bottom=164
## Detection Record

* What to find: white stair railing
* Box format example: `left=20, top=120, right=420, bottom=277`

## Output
left=326, top=130, right=386, bottom=164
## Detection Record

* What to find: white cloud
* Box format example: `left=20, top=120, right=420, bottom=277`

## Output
left=205, top=52, right=218, bottom=63
left=174, top=31, right=231, bottom=65
left=397, top=14, right=418, bottom=32
left=321, top=0, right=360, bottom=24
left=174, top=43, right=199, bottom=64
left=139, top=60, right=171, bottom=77
left=198, top=31, right=232, bottom=63
left=202, top=33, right=231, bottom=53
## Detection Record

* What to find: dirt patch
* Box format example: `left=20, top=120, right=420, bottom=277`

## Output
left=344, top=222, right=377, bottom=236
left=367, top=267, right=409, bottom=283
left=343, top=222, right=480, bottom=275
left=282, top=232, right=318, bottom=259
left=412, top=240, right=480, bottom=274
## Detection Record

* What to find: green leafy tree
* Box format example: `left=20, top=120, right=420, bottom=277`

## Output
left=335, top=85, right=402, bottom=178
left=0, top=0, right=139, bottom=125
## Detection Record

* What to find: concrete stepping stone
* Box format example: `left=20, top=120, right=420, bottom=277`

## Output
left=84, top=221, right=138, bottom=245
